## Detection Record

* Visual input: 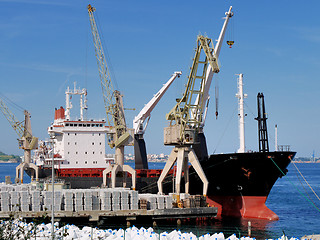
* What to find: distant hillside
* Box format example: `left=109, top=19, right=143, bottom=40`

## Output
left=0, top=151, right=20, bottom=163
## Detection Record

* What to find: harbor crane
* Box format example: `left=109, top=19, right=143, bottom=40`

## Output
left=133, top=71, right=181, bottom=169
left=87, top=4, right=136, bottom=189
left=192, top=6, right=234, bottom=162
left=0, top=97, right=38, bottom=183
left=157, top=6, right=233, bottom=200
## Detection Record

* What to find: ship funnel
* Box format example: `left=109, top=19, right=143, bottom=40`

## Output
left=54, top=107, right=65, bottom=121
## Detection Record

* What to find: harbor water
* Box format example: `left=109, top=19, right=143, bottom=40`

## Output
left=0, top=162, right=319, bottom=239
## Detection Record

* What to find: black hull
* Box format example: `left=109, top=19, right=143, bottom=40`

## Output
left=28, top=151, right=295, bottom=219
left=192, top=151, right=295, bottom=196
left=31, top=151, right=294, bottom=196
left=136, top=151, right=295, bottom=195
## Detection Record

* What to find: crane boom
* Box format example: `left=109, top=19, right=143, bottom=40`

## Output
left=165, top=35, right=219, bottom=145
left=0, top=99, right=24, bottom=137
left=133, top=71, right=181, bottom=135
left=0, top=96, right=39, bottom=182
left=88, top=4, right=128, bottom=148
left=88, top=4, right=136, bottom=189
left=0, top=98, right=38, bottom=150
left=133, top=71, right=181, bottom=170
left=198, top=6, right=233, bottom=126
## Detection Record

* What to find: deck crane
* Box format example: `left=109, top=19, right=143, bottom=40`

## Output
left=133, top=71, right=182, bottom=169
left=0, top=97, right=38, bottom=183
left=87, top=4, right=136, bottom=189
left=192, top=6, right=234, bottom=162
left=157, top=6, right=233, bottom=200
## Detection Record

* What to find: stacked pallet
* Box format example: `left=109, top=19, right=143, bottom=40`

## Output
left=74, top=190, right=83, bottom=212
left=0, top=191, right=10, bottom=212
left=92, top=190, right=100, bottom=211
left=130, top=190, right=139, bottom=210
left=20, top=191, right=30, bottom=212
left=121, top=190, right=129, bottom=210
left=0, top=184, right=174, bottom=213
left=83, top=190, right=93, bottom=211
left=139, top=199, right=148, bottom=210
left=43, top=191, right=62, bottom=211
left=180, top=195, right=207, bottom=208
left=99, top=189, right=111, bottom=211
left=139, top=194, right=173, bottom=210
left=112, top=190, right=121, bottom=211
left=10, top=191, right=20, bottom=212
left=31, top=190, right=41, bottom=212
left=62, top=190, right=74, bottom=211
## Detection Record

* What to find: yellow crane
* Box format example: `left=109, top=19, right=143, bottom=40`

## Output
left=157, top=7, right=233, bottom=201
left=157, top=35, right=216, bottom=199
left=0, top=97, right=38, bottom=183
left=87, top=4, right=136, bottom=189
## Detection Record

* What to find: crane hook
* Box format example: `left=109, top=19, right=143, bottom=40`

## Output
left=227, top=40, right=234, bottom=48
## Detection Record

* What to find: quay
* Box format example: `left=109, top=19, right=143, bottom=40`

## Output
left=0, top=207, right=217, bottom=224
left=0, top=183, right=217, bottom=224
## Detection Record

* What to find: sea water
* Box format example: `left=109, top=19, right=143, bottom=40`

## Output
left=0, top=162, right=319, bottom=239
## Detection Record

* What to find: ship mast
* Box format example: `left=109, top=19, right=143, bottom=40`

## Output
left=255, top=93, right=269, bottom=152
left=275, top=124, right=278, bottom=151
left=236, top=73, right=247, bottom=153
left=65, top=82, right=87, bottom=121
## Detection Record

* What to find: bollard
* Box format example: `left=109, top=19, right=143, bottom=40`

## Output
left=177, top=218, right=181, bottom=227
left=248, top=221, right=251, bottom=237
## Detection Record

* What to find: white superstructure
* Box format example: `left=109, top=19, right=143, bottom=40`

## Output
left=33, top=84, right=111, bottom=170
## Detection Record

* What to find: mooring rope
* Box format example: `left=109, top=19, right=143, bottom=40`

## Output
left=291, top=161, right=320, bottom=202
left=270, top=157, right=320, bottom=213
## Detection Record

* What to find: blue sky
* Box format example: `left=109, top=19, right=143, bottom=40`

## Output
left=0, top=0, right=319, bottom=158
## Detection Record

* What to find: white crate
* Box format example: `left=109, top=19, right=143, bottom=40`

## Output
left=101, top=204, right=111, bottom=211
left=1, top=205, right=10, bottom=212
left=131, top=204, right=139, bottom=210
left=112, top=205, right=120, bottom=211
left=64, top=204, right=73, bottom=212
left=32, top=204, right=41, bottom=212
left=121, top=203, right=129, bottom=210
left=74, top=202, right=83, bottom=210
left=157, top=195, right=165, bottom=209
left=165, top=195, right=173, bottom=209
left=21, top=204, right=29, bottom=212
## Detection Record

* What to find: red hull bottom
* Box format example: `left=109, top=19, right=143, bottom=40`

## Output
left=207, top=196, right=278, bottom=220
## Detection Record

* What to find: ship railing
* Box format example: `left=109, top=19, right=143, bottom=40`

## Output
left=277, top=145, right=291, bottom=152
left=44, top=178, right=65, bottom=184
left=43, top=158, right=65, bottom=168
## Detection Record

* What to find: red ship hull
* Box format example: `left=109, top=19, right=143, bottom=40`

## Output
left=207, top=196, right=278, bottom=220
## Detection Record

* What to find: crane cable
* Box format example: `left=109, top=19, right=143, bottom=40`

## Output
left=292, top=161, right=320, bottom=202
left=0, top=93, right=25, bottom=113
left=213, top=104, right=238, bottom=154
left=94, top=11, right=119, bottom=91
left=215, top=75, right=219, bottom=119
left=270, top=157, right=320, bottom=213
left=226, top=14, right=235, bottom=48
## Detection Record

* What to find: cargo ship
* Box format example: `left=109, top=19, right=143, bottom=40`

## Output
left=28, top=75, right=295, bottom=220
